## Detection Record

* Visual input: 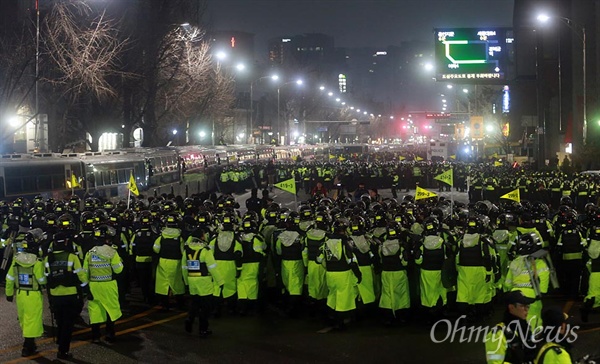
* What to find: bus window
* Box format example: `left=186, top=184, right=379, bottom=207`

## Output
left=52, top=175, right=65, bottom=190
left=5, top=177, right=21, bottom=195
left=108, top=170, right=116, bottom=185
left=38, top=176, right=52, bottom=190
left=118, top=169, right=127, bottom=184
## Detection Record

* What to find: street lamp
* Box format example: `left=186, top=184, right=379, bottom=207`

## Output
left=537, top=13, right=587, bottom=144
left=277, top=79, right=303, bottom=145
left=250, top=74, right=278, bottom=144
left=215, top=51, right=227, bottom=61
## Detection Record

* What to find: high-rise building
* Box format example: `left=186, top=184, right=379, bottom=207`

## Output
left=513, top=0, right=598, bottom=166
left=268, top=33, right=346, bottom=84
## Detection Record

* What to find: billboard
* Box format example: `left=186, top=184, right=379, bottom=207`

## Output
left=434, top=28, right=514, bottom=83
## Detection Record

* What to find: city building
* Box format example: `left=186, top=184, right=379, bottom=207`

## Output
left=513, top=0, right=599, bottom=167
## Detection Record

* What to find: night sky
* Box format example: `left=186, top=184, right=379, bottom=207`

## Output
left=207, top=0, right=515, bottom=56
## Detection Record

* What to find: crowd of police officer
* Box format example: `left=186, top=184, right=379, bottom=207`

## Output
left=2, top=156, right=600, bottom=361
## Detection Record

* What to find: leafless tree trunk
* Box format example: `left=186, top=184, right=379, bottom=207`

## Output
left=42, top=0, right=128, bottom=151
left=0, top=29, right=36, bottom=152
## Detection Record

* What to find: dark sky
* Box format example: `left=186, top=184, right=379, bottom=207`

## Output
left=207, top=0, right=514, bottom=55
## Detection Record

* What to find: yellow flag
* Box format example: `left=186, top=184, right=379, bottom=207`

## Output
left=338, top=156, right=346, bottom=162
left=274, top=178, right=296, bottom=194
left=70, top=174, right=80, bottom=188
left=399, top=156, right=406, bottom=161
left=329, top=154, right=336, bottom=159
left=492, top=152, right=499, bottom=158
left=128, top=172, right=139, bottom=196
left=450, top=155, right=456, bottom=160
left=494, top=161, right=503, bottom=167
left=415, top=156, right=424, bottom=161
left=415, top=186, right=438, bottom=200
left=434, top=169, right=453, bottom=187
left=500, top=188, right=520, bottom=203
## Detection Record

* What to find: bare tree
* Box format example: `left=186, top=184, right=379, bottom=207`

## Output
left=150, top=28, right=235, bottom=145
left=469, top=86, right=512, bottom=154
left=0, top=29, right=36, bottom=151
left=42, top=0, right=128, bottom=151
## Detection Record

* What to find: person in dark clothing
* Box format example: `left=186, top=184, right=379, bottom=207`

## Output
left=484, top=291, right=537, bottom=364
left=311, top=182, right=328, bottom=198
left=260, top=189, right=271, bottom=209
left=353, top=183, right=370, bottom=202
left=266, top=161, right=276, bottom=191
left=245, top=188, right=262, bottom=214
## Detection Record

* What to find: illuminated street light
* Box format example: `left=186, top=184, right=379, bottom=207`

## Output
left=236, top=63, right=246, bottom=71
left=424, top=62, right=434, bottom=71
left=8, top=115, right=20, bottom=128
left=328, top=92, right=333, bottom=96
left=335, top=98, right=340, bottom=102
left=462, top=88, right=469, bottom=93
left=538, top=12, right=587, bottom=144
left=341, top=102, right=346, bottom=105
left=215, top=51, right=227, bottom=60
left=537, top=14, right=550, bottom=22
left=172, top=129, right=178, bottom=135
left=319, top=85, right=325, bottom=91
left=390, top=116, right=394, bottom=119
left=447, top=85, right=453, bottom=89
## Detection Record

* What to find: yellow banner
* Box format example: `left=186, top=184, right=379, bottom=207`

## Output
left=415, top=156, right=424, bottom=161
left=434, top=169, right=453, bottom=187
left=494, top=161, right=503, bottom=167
left=449, top=155, right=456, bottom=160
left=274, top=178, right=296, bottom=194
left=415, top=186, right=438, bottom=200
left=338, top=156, right=346, bottom=161
left=399, top=156, right=406, bottom=161
left=329, top=154, right=336, bottom=159
left=128, top=172, right=139, bottom=196
left=70, top=174, right=80, bottom=188
left=500, top=188, right=520, bottom=203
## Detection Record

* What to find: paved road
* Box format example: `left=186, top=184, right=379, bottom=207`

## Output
left=2, top=188, right=600, bottom=363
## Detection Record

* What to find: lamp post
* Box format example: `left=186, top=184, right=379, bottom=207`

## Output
left=250, top=74, right=278, bottom=144
left=277, top=79, right=303, bottom=145
left=537, top=14, right=587, bottom=145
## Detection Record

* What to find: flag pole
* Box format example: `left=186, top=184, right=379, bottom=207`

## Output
left=127, top=188, right=131, bottom=210
left=450, top=168, right=454, bottom=219
left=294, top=173, right=298, bottom=210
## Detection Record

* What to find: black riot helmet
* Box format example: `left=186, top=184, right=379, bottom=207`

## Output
left=423, top=216, right=440, bottom=236
left=349, top=215, right=366, bottom=235
left=94, top=224, right=117, bottom=241
left=332, top=219, right=349, bottom=234
left=516, top=232, right=542, bottom=255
